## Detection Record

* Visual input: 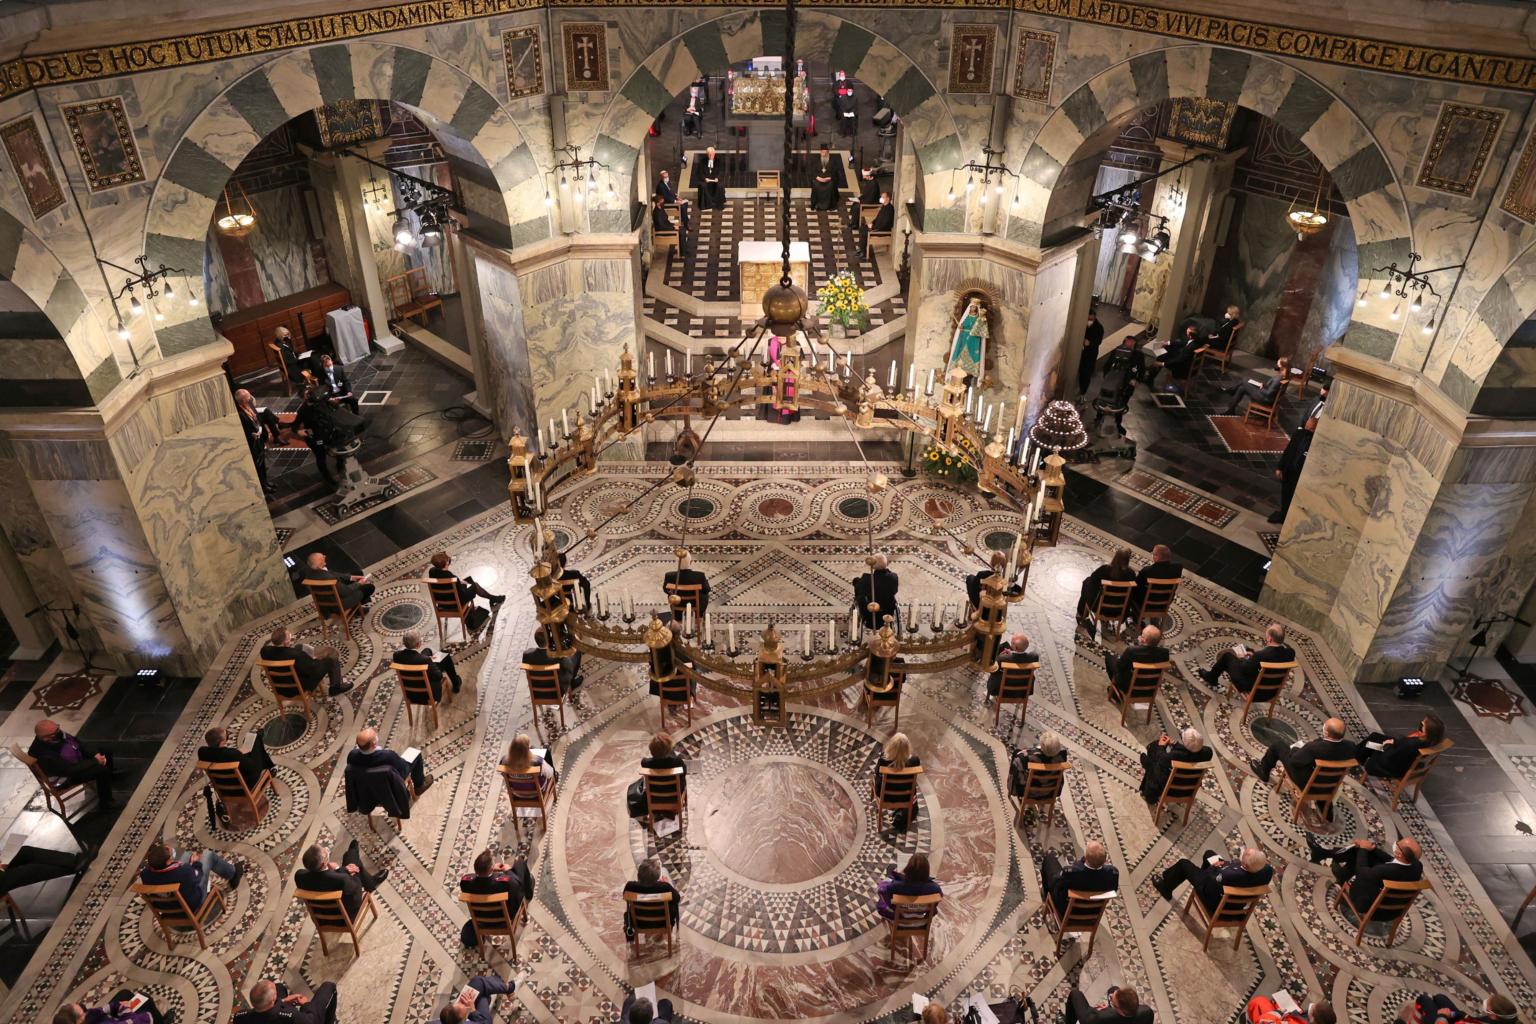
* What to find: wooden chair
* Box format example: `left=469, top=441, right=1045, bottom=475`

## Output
left=423, top=577, right=470, bottom=645
left=664, top=581, right=705, bottom=618
left=1014, top=761, right=1068, bottom=837
left=756, top=169, right=781, bottom=191
left=385, top=267, right=443, bottom=326
left=862, top=664, right=903, bottom=728
left=1243, top=391, right=1283, bottom=430
left=872, top=764, right=923, bottom=832
left=1335, top=877, right=1430, bottom=947
left=1118, top=661, right=1169, bottom=726
left=1289, top=346, right=1327, bottom=400
left=886, top=892, right=942, bottom=962
left=198, top=760, right=272, bottom=830
left=393, top=662, right=447, bottom=729
left=132, top=881, right=225, bottom=950
left=498, top=763, right=555, bottom=841
left=1135, top=577, right=1180, bottom=629
left=301, top=578, right=360, bottom=643
left=1184, top=883, right=1269, bottom=951
left=1044, top=888, right=1116, bottom=957
left=1190, top=323, right=1241, bottom=382
left=267, top=341, right=303, bottom=396
left=859, top=203, right=881, bottom=226
left=1089, top=580, right=1136, bottom=639
left=1152, top=760, right=1209, bottom=827
left=257, top=658, right=316, bottom=721
left=1237, top=661, right=1295, bottom=724
left=295, top=887, right=376, bottom=958
left=1378, top=738, right=1454, bottom=813
left=1277, top=757, right=1357, bottom=825
left=1, top=891, right=30, bottom=942
left=523, top=663, right=567, bottom=741
left=9, top=744, right=91, bottom=820
left=865, top=226, right=892, bottom=262
left=652, top=221, right=680, bottom=256
left=639, top=766, right=687, bottom=832
left=993, top=660, right=1038, bottom=737
left=459, top=890, right=526, bottom=963
left=657, top=670, right=694, bottom=729
left=624, top=889, right=677, bottom=957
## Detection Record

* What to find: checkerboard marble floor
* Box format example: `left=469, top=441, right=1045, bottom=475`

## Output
left=9, top=463, right=1534, bottom=1024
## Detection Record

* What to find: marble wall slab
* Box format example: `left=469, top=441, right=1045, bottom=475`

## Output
left=202, top=185, right=322, bottom=316
left=474, top=253, right=537, bottom=439
left=520, top=255, right=636, bottom=431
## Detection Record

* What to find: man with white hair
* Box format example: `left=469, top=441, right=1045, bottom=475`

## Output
left=853, top=552, right=900, bottom=630
left=1041, top=839, right=1118, bottom=915
left=1104, top=624, right=1169, bottom=703
left=303, top=551, right=374, bottom=611
left=1138, top=725, right=1211, bottom=804
left=348, top=726, right=430, bottom=794
left=1153, top=845, right=1273, bottom=907
left=987, top=631, right=1037, bottom=698
left=234, top=976, right=337, bottom=1024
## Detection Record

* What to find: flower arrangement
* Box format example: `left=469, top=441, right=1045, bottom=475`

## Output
left=816, top=271, right=869, bottom=330
left=921, top=439, right=978, bottom=486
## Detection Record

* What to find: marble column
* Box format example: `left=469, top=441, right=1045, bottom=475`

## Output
left=0, top=343, right=290, bottom=675
left=1262, top=346, right=1536, bottom=682
left=333, top=155, right=399, bottom=350
left=1129, top=143, right=1220, bottom=336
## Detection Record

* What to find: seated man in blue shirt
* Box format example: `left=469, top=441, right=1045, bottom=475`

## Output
left=347, top=726, right=431, bottom=794
left=139, top=839, right=241, bottom=910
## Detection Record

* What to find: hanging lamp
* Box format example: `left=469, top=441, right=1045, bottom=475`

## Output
left=216, top=182, right=256, bottom=236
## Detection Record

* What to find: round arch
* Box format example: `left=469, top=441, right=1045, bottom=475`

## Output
left=141, top=40, right=548, bottom=357
left=1009, top=44, right=1414, bottom=360
left=1440, top=236, right=1536, bottom=412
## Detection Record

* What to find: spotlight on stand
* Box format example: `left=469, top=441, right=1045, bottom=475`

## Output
left=392, top=216, right=415, bottom=247
left=419, top=210, right=444, bottom=248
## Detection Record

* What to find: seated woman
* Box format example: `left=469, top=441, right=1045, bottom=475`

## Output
left=1009, top=730, right=1067, bottom=797
left=876, top=851, right=942, bottom=919
left=623, top=858, right=681, bottom=930
left=641, top=732, right=687, bottom=792
left=1356, top=714, right=1445, bottom=780
left=429, top=550, right=506, bottom=609
left=501, top=734, right=555, bottom=792
left=1076, top=547, right=1135, bottom=634
left=874, top=732, right=922, bottom=832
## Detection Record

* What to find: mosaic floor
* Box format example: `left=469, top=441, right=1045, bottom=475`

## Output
left=7, top=462, right=1535, bottom=1024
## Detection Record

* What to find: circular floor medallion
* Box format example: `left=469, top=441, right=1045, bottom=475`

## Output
left=261, top=712, right=310, bottom=748
left=757, top=496, right=796, bottom=519
left=983, top=530, right=1018, bottom=552
left=378, top=603, right=426, bottom=631
left=678, top=496, right=717, bottom=519
left=837, top=496, right=873, bottom=519
left=702, top=759, right=857, bottom=884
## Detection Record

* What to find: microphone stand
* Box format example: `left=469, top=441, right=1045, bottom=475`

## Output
left=29, top=603, right=104, bottom=672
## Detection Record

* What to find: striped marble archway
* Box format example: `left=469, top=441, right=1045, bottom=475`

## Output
left=141, top=41, right=550, bottom=360
left=1438, top=234, right=1536, bottom=411
left=1009, top=44, right=1414, bottom=365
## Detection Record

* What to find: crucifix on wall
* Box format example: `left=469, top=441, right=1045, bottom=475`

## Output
left=563, top=23, right=609, bottom=92
left=948, top=25, right=996, bottom=95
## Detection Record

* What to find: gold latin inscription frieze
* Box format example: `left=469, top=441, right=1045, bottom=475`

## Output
left=0, top=0, right=1532, bottom=102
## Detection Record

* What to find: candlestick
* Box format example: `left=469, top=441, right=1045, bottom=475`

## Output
left=548, top=418, right=557, bottom=445
left=829, top=617, right=836, bottom=649
left=605, top=368, right=612, bottom=393
left=728, top=621, right=736, bottom=652
left=965, top=387, right=974, bottom=415
left=666, top=350, right=673, bottom=377
left=926, top=367, right=936, bottom=396
left=997, top=401, right=1006, bottom=431
left=826, top=349, right=834, bottom=372
left=649, top=352, right=656, bottom=380
left=803, top=622, right=811, bottom=655
left=687, top=350, right=693, bottom=376
left=591, top=383, right=598, bottom=411
left=562, top=409, right=570, bottom=436
left=704, top=612, right=712, bottom=647
left=907, top=363, right=915, bottom=390
left=848, top=606, right=858, bottom=640
left=1030, top=447, right=1042, bottom=475
left=888, top=360, right=897, bottom=389
left=535, top=427, right=544, bottom=455
left=983, top=405, right=994, bottom=434
left=1006, top=426, right=1016, bottom=461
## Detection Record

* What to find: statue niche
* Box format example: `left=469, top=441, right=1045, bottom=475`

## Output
left=944, top=287, right=1000, bottom=389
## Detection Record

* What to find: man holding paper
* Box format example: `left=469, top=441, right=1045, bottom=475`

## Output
left=393, top=632, right=465, bottom=698
left=437, top=975, right=514, bottom=1024
left=1151, top=845, right=1273, bottom=908
left=347, top=726, right=431, bottom=794
left=233, top=979, right=338, bottom=1024
left=1196, top=623, right=1293, bottom=694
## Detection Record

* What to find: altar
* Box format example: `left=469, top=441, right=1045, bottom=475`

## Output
left=738, top=241, right=810, bottom=320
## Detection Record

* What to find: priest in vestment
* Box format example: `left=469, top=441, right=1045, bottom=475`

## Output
left=809, top=145, right=844, bottom=211
left=694, top=146, right=725, bottom=210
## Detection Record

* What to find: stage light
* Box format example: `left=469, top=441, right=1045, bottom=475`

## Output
left=392, top=217, right=415, bottom=246
left=1396, top=676, right=1425, bottom=698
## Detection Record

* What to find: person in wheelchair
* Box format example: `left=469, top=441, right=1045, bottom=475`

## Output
left=1091, top=333, right=1148, bottom=438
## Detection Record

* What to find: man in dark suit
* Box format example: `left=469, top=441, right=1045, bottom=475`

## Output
left=1040, top=840, right=1118, bottom=916
left=681, top=104, right=702, bottom=138
left=619, top=995, right=675, bottom=1024
left=694, top=146, right=724, bottom=211
left=853, top=553, right=899, bottom=629
left=302, top=551, right=374, bottom=611
left=860, top=192, right=895, bottom=261
left=1103, top=624, right=1168, bottom=703
left=557, top=551, right=592, bottom=610
left=1063, top=985, right=1154, bottom=1024
left=1271, top=416, right=1316, bottom=523
left=856, top=165, right=879, bottom=204
left=293, top=841, right=385, bottom=920
left=655, top=169, right=690, bottom=231
left=523, top=627, right=584, bottom=692
left=1144, top=323, right=1200, bottom=390
left=314, top=354, right=358, bottom=414
left=438, top=976, right=514, bottom=1024
left=198, top=725, right=274, bottom=788
left=1253, top=716, right=1354, bottom=789
left=987, top=631, right=1037, bottom=698
left=1131, top=544, right=1182, bottom=614
left=1153, top=845, right=1273, bottom=908
left=261, top=626, right=350, bottom=696
left=1197, top=622, right=1295, bottom=694
left=1356, top=714, right=1445, bottom=780
left=1224, top=356, right=1291, bottom=415
left=428, top=550, right=506, bottom=609
left=139, top=840, right=241, bottom=910
left=458, top=849, right=533, bottom=947
left=624, top=858, right=681, bottom=925
left=1307, top=835, right=1423, bottom=914
left=348, top=727, right=430, bottom=794
left=663, top=551, right=710, bottom=617
left=234, top=980, right=338, bottom=1024
left=28, top=719, right=115, bottom=807
left=273, top=326, right=311, bottom=385
left=650, top=194, right=676, bottom=234
left=393, top=632, right=464, bottom=698
left=293, top=385, right=347, bottom=487
left=1138, top=725, right=1211, bottom=804
left=1078, top=312, right=1106, bottom=395
left=0, top=842, right=93, bottom=898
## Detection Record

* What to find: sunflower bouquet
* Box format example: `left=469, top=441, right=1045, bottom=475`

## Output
left=921, top=440, right=978, bottom=485
left=816, top=271, right=870, bottom=330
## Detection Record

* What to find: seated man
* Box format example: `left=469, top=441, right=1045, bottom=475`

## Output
left=1064, top=985, right=1153, bottom=1024
left=428, top=550, right=506, bottom=609
left=393, top=632, right=464, bottom=698
left=1197, top=622, right=1295, bottom=693
left=524, top=627, right=584, bottom=692
left=1307, top=835, right=1423, bottom=913
left=1152, top=845, right=1273, bottom=906
left=650, top=194, right=680, bottom=253
left=139, top=839, right=242, bottom=909
left=654, top=169, right=690, bottom=231
left=681, top=103, right=701, bottom=138
left=557, top=551, right=592, bottom=610
left=1104, top=624, right=1168, bottom=703
left=260, top=626, right=350, bottom=697
left=458, top=849, right=533, bottom=948
left=663, top=551, right=710, bottom=617
left=852, top=553, right=899, bottom=629
left=987, top=631, right=1037, bottom=698
left=2, top=843, right=94, bottom=899
left=198, top=725, right=275, bottom=788
left=1144, top=323, right=1200, bottom=391
left=235, top=979, right=338, bottom=1024
left=302, top=551, right=375, bottom=612
left=860, top=192, right=895, bottom=260
left=294, top=841, right=386, bottom=920
left=1224, top=357, right=1291, bottom=416
left=620, top=995, right=675, bottom=1024
left=1138, top=725, right=1210, bottom=805
left=348, top=727, right=430, bottom=794
left=1356, top=714, right=1445, bottom=780
left=624, top=858, right=681, bottom=927
left=1131, top=544, right=1182, bottom=613
left=314, top=354, right=358, bottom=415
left=1040, top=839, right=1118, bottom=916
left=1407, top=992, right=1518, bottom=1024
left=28, top=719, right=115, bottom=808
left=1251, top=716, right=1354, bottom=790
left=53, top=992, right=170, bottom=1024
left=439, top=975, right=513, bottom=1024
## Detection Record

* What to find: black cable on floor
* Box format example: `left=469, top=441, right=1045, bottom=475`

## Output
left=379, top=404, right=496, bottom=443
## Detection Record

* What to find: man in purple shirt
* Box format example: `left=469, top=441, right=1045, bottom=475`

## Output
left=29, top=719, right=115, bottom=807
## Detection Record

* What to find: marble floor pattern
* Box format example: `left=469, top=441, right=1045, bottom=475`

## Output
left=4, top=462, right=1534, bottom=1024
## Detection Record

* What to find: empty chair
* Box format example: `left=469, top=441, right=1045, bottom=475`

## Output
left=296, top=886, right=377, bottom=958
left=1277, top=758, right=1357, bottom=825
left=302, top=578, right=360, bottom=643
left=1014, top=760, right=1069, bottom=837
left=1335, top=877, right=1430, bottom=947
left=459, top=889, right=526, bottom=963
left=132, top=881, right=225, bottom=950
left=1152, top=760, right=1209, bottom=827
left=1184, top=883, right=1269, bottom=951
left=1044, top=889, right=1116, bottom=957
left=638, top=765, right=686, bottom=832
left=198, top=759, right=273, bottom=830
left=886, top=892, right=942, bottom=962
